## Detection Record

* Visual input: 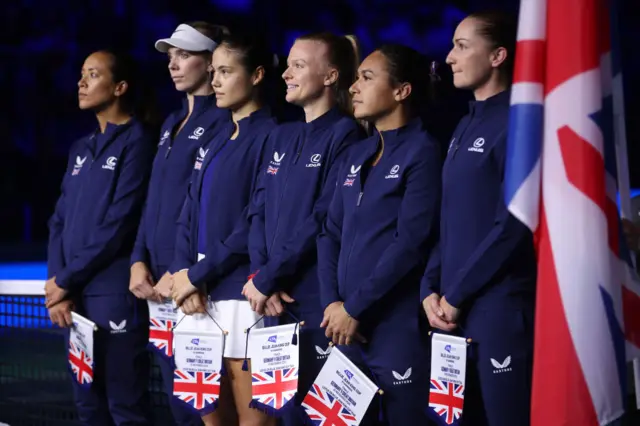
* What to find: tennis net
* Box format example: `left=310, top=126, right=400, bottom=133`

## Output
left=0, top=263, right=173, bottom=426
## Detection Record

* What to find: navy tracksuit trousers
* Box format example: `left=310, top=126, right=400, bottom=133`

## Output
left=68, top=293, right=151, bottom=426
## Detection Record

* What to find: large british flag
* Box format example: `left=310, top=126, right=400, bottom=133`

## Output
left=504, top=0, right=640, bottom=424
left=251, top=367, right=298, bottom=410
left=173, top=370, right=220, bottom=412
left=68, top=341, right=93, bottom=385
left=301, top=383, right=357, bottom=426
left=428, top=379, right=464, bottom=425
left=149, top=318, right=174, bottom=357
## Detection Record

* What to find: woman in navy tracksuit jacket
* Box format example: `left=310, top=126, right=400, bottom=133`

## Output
left=241, top=32, right=364, bottom=425
left=45, top=50, right=155, bottom=426
left=167, top=34, right=279, bottom=426
left=128, top=21, right=229, bottom=426
left=420, top=11, right=536, bottom=426
left=318, top=44, right=442, bottom=425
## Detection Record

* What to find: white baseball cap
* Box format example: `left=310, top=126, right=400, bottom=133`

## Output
left=155, top=24, right=217, bottom=53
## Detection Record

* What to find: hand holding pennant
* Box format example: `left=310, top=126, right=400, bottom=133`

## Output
left=172, top=310, right=227, bottom=416
left=301, top=346, right=380, bottom=425
left=69, top=312, right=97, bottom=387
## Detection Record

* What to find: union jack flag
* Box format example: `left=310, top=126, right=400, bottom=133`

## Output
left=173, top=370, right=220, bottom=411
left=267, top=166, right=279, bottom=175
left=251, top=368, right=298, bottom=410
left=505, top=0, right=640, bottom=424
left=428, top=379, right=464, bottom=425
left=343, top=178, right=354, bottom=187
left=301, top=383, right=357, bottom=426
left=68, top=341, right=93, bottom=385
left=149, top=318, right=174, bottom=357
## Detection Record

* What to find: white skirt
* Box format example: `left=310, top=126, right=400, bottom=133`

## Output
left=174, top=253, right=264, bottom=359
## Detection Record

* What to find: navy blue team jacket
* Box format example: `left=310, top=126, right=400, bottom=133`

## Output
left=420, top=90, right=536, bottom=310
left=47, top=119, right=155, bottom=295
left=130, top=95, right=229, bottom=278
left=317, top=118, right=442, bottom=322
left=170, top=108, right=277, bottom=300
left=247, top=107, right=363, bottom=306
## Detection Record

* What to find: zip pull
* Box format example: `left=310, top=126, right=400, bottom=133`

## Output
left=357, top=192, right=363, bottom=206
left=293, top=136, right=307, bottom=164
left=164, top=146, right=172, bottom=159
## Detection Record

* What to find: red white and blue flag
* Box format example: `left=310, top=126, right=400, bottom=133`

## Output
left=173, top=370, right=221, bottom=413
left=68, top=341, right=93, bottom=385
left=428, top=379, right=464, bottom=425
left=301, top=383, right=358, bottom=426
left=250, top=367, right=298, bottom=410
left=504, top=0, right=640, bottom=424
left=149, top=318, right=174, bottom=357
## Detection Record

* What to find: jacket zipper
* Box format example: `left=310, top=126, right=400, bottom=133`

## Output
left=191, top=124, right=236, bottom=261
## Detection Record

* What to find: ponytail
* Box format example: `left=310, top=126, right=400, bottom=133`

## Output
left=216, top=32, right=287, bottom=116
left=376, top=44, right=441, bottom=118
left=99, top=49, right=162, bottom=129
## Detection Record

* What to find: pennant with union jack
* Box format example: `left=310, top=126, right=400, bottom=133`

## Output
left=173, top=370, right=221, bottom=414
left=302, top=383, right=358, bottom=426
left=429, top=379, right=464, bottom=425
left=68, top=341, right=93, bottom=386
left=149, top=317, right=174, bottom=358
left=251, top=367, right=298, bottom=411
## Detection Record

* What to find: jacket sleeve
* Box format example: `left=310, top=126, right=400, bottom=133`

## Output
left=419, top=240, right=441, bottom=302
left=169, top=184, right=194, bottom=274
left=252, top=128, right=361, bottom=296
left=55, top=136, right=154, bottom=291
left=247, top=137, right=273, bottom=274
left=343, top=143, right=442, bottom=320
left=130, top=200, right=149, bottom=266
left=443, top=134, right=533, bottom=308
left=317, top=169, right=345, bottom=310
left=187, top=133, right=270, bottom=288
left=47, top=158, right=71, bottom=279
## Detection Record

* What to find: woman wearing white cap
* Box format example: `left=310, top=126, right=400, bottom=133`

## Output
left=128, top=21, right=230, bottom=426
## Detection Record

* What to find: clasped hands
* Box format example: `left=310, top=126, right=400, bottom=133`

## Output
left=422, top=293, right=460, bottom=332
left=45, top=276, right=74, bottom=328
left=321, top=301, right=366, bottom=346
left=130, top=262, right=205, bottom=315
left=242, top=279, right=294, bottom=316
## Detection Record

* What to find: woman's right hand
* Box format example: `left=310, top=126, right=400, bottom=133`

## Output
left=129, top=262, right=161, bottom=301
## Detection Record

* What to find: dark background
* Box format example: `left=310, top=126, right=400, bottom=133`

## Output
left=1, top=0, right=638, bottom=257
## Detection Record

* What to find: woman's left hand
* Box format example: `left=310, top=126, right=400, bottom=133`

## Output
left=180, top=291, right=207, bottom=315
left=171, top=270, right=199, bottom=307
